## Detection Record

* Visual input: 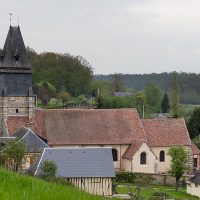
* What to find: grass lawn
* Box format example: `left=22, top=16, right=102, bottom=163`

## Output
left=0, top=168, right=110, bottom=200
left=116, top=184, right=199, bottom=200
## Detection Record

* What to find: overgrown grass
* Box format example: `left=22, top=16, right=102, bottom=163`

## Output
left=0, top=168, right=107, bottom=200
left=116, top=184, right=199, bottom=200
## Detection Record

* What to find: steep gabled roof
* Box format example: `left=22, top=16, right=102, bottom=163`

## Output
left=34, top=109, right=146, bottom=146
left=122, top=140, right=144, bottom=160
left=142, top=118, right=191, bottom=147
left=32, top=147, right=115, bottom=178
left=191, top=142, right=200, bottom=155
left=0, top=26, right=31, bottom=69
left=7, top=116, right=29, bottom=135
left=2, top=127, right=49, bottom=153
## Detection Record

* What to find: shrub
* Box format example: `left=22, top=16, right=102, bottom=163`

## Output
left=39, top=160, right=57, bottom=177
left=41, top=176, right=71, bottom=186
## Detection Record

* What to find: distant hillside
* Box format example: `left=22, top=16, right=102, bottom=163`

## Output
left=94, top=72, right=200, bottom=104
left=0, top=168, right=105, bottom=200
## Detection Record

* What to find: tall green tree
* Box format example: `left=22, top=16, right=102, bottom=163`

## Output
left=111, top=73, right=125, bottom=93
left=145, top=82, right=162, bottom=113
left=187, top=107, right=200, bottom=139
left=59, top=91, right=70, bottom=106
left=1, top=140, right=26, bottom=172
left=161, top=93, right=170, bottom=113
left=36, top=81, right=56, bottom=106
left=170, top=73, right=181, bottom=117
left=168, top=146, right=188, bottom=191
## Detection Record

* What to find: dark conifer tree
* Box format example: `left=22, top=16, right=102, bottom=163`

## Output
left=161, top=93, right=169, bottom=113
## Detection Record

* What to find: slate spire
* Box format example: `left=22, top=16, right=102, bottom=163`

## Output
left=0, top=26, right=32, bottom=96
left=0, top=26, right=31, bottom=69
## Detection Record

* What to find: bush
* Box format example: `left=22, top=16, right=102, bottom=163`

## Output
left=41, top=176, right=71, bottom=186
left=152, top=192, right=168, bottom=197
left=115, top=172, right=154, bottom=185
left=39, top=160, right=57, bottom=177
left=115, top=171, right=136, bottom=183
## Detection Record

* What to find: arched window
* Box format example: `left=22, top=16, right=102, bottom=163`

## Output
left=112, top=149, right=118, bottom=161
left=140, top=152, right=146, bottom=165
left=159, top=150, right=165, bottom=162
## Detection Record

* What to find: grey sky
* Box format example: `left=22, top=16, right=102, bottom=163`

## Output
left=1, top=0, right=200, bottom=74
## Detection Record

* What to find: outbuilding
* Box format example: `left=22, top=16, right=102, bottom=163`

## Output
left=187, top=171, right=200, bottom=198
left=30, top=147, right=115, bottom=196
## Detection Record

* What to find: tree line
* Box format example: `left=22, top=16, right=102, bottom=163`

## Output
left=95, top=72, right=200, bottom=104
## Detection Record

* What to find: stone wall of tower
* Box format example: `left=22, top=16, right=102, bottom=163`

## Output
left=0, top=96, right=36, bottom=136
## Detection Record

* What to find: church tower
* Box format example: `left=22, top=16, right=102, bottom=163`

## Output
left=0, top=26, right=35, bottom=136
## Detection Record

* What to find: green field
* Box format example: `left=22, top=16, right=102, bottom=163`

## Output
left=116, top=184, right=199, bottom=200
left=0, top=168, right=108, bottom=200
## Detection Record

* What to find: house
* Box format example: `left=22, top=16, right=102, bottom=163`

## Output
left=7, top=108, right=200, bottom=173
left=1, top=25, right=200, bottom=175
left=29, top=147, right=115, bottom=196
left=187, top=171, right=200, bottom=198
left=191, top=142, right=200, bottom=170
left=1, top=127, right=49, bottom=168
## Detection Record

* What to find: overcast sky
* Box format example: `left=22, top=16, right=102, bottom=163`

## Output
left=1, top=0, right=200, bottom=74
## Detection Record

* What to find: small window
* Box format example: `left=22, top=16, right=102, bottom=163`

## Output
left=159, top=150, right=165, bottom=162
left=140, top=152, right=146, bottom=165
left=16, top=109, right=19, bottom=113
left=194, top=158, right=198, bottom=168
left=112, top=149, right=118, bottom=161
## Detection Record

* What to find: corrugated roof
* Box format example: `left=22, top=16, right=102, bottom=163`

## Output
left=33, top=148, right=115, bottom=178
left=34, top=109, right=146, bottom=145
left=142, top=118, right=191, bottom=147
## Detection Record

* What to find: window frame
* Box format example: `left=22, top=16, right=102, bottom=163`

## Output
left=140, top=152, right=147, bottom=165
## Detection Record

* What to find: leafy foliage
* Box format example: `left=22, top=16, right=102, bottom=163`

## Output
left=28, top=48, right=93, bottom=97
left=36, top=81, right=56, bottom=106
left=145, top=82, right=162, bottom=112
left=59, top=91, right=70, bottom=106
left=40, top=160, right=57, bottom=177
left=171, top=73, right=181, bottom=118
left=161, top=93, right=169, bottom=113
left=95, top=72, right=200, bottom=104
left=187, top=107, right=200, bottom=139
left=192, top=135, right=200, bottom=149
left=0, top=140, right=26, bottom=171
left=168, top=146, right=188, bottom=191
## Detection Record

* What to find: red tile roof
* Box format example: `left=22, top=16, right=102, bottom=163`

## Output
left=6, top=116, right=28, bottom=135
left=191, top=142, right=200, bottom=155
left=34, top=109, right=146, bottom=146
left=122, top=140, right=144, bottom=160
left=141, top=118, right=191, bottom=147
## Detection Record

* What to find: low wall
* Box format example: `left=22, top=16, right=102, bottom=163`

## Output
left=152, top=174, right=194, bottom=186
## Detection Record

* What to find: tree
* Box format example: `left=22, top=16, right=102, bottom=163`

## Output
left=1, top=140, right=26, bottom=171
left=171, top=73, right=181, bottom=117
left=36, top=81, right=56, bottom=106
left=161, top=93, right=170, bottom=113
left=111, top=73, right=125, bottom=93
left=193, top=135, right=200, bottom=149
left=40, top=160, right=57, bottom=177
left=168, top=146, right=188, bottom=191
left=59, top=91, right=70, bottom=106
left=145, top=82, right=162, bottom=113
left=187, top=107, right=200, bottom=139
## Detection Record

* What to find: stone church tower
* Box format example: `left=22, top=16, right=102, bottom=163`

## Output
left=0, top=26, right=35, bottom=136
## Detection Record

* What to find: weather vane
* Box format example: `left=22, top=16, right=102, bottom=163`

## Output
left=9, top=13, right=12, bottom=26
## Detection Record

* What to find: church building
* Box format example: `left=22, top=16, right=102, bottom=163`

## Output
left=1, top=25, right=200, bottom=174
left=0, top=26, right=35, bottom=136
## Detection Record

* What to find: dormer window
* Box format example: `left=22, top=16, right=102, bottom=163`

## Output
left=14, top=49, right=19, bottom=64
